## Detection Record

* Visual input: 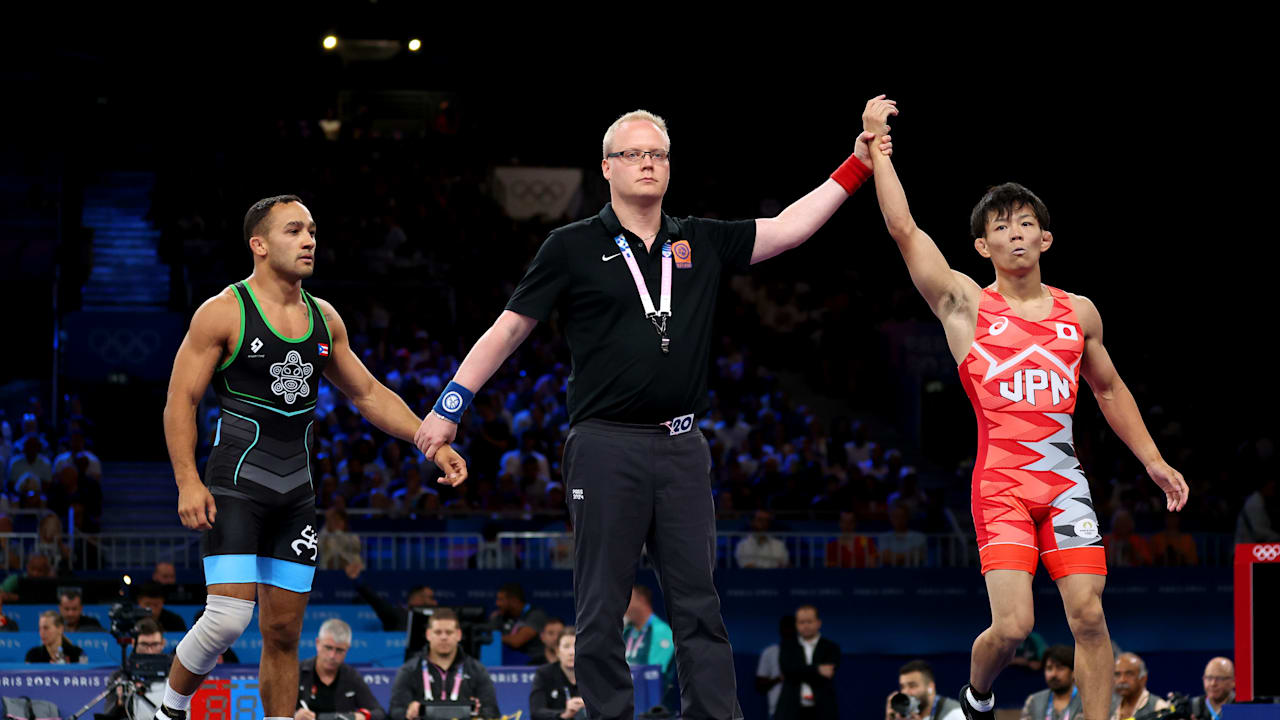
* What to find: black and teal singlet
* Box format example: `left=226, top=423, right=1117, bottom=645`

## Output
left=201, top=281, right=332, bottom=591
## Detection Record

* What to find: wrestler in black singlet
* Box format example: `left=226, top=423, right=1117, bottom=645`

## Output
left=202, top=280, right=331, bottom=591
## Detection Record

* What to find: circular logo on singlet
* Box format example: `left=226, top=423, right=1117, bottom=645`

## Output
left=1073, top=518, right=1099, bottom=539
left=442, top=391, right=464, bottom=413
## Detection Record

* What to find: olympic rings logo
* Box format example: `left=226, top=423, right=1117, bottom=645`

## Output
left=87, top=327, right=163, bottom=364
left=1254, top=544, right=1280, bottom=562
left=506, top=179, right=565, bottom=204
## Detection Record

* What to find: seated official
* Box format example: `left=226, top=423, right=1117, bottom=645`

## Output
left=103, top=618, right=169, bottom=720
left=25, top=609, right=86, bottom=663
left=296, top=619, right=387, bottom=720
left=390, top=608, right=500, bottom=720
left=529, top=626, right=584, bottom=720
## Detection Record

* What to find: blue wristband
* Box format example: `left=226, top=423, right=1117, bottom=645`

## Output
left=432, top=381, right=475, bottom=423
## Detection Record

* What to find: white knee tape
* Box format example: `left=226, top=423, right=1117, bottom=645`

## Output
left=176, top=594, right=255, bottom=676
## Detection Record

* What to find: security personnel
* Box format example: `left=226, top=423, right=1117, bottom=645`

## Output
left=415, top=101, right=897, bottom=719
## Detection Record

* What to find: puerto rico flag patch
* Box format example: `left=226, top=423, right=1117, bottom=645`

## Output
left=317, top=343, right=330, bottom=357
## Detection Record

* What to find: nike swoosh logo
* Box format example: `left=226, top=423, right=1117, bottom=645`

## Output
left=602, top=253, right=622, bottom=262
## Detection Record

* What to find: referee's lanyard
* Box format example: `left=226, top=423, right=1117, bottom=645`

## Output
left=1048, top=688, right=1078, bottom=720
left=422, top=661, right=463, bottom=701
left=614, top=234, right=673, bottom=355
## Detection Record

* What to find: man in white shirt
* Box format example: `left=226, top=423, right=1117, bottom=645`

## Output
left=736, top=510, right=789, bottom=569
left=52, top=430, right=102, bottom=480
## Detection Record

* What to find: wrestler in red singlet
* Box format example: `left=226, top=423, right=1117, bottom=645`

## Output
left=862, top=96, right=1188, bottom=720
left=961, top=285, right=1107, bottom=579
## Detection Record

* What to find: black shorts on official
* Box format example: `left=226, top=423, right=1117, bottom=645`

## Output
left=201, top=492, right=317, bottom=593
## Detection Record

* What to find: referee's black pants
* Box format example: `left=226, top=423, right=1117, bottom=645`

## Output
left=564, top=419, right=741, bottom=720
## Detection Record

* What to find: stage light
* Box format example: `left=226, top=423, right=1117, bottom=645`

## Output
left=323, top=35, right=338, bottom=50
left=123, top=575, right=132, bottom=585
left=408, top=38, right=422, bottom=52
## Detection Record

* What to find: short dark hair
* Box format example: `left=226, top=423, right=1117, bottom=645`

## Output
left=543, top=616, right=565, bottom=628
left=59, top=588, right=83, bottom=603
left=632, top=585, right=653, bottom=604
left=796, top=604, right=819, bottom=619
left=498, top=582, right=525, bottom=603
left=899, top=659, right=935, bottom=683
left=134, top=618, right=163, bottom=637
left=969, top=182, right=1050, bottom=239
left=1043, top=644, right=1075, bottom=671
left=427, top=607, right=459, bottom=628
left=136, top=582, right=166, bottom=600
left=243, top=194, right=302, bottom=248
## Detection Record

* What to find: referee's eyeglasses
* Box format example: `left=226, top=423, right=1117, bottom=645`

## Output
left=606, top=149, right=671, bottom=164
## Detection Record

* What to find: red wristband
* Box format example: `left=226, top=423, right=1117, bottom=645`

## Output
left=829, top=152, right=872, bottom=195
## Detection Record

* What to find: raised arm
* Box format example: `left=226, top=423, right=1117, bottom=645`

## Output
left=869, top=122, right=976, bottom=323
left=413, top=309, right=538, bottom=459
left=750, top=96, right=897, bottom=264
left=317, top=297, right=467, bottom=485
left=163, top=291, right=236, bottom=530
left=1075, top=295, right=1188, bottom=511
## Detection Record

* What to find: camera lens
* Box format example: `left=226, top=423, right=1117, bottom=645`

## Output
left=890, top=692, right=913, bottom=716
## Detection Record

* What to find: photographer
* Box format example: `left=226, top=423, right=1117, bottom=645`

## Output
left=529, top=626, right=583, bottom=720
left=1188, top=657, right=1234, bottom=720
left=884, top=660, right=962, bottom=720
left=103, top=618, right=169, bottom=720
left=389, top=608, right=500, bottom=720
left=296, top=619, right=386, bottom=720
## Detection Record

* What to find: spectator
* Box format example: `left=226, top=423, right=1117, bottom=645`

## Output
left=0, top=514, right=20, bottom=573
left=1149, top=513, right=1198, bottom=566
left=1189, top=657, right=1234, bottom=720
left=319, top=507, right=363, bottom=570
left=825, top=511, right=878, bottom=568
left=736, top=510, right=790, bottom=569
left=52, top=430, right=102, bottom=480
left=136, top=582, right=187, bottom=631
left=2, top=552, right=55, bottom=600
left=529, top=626, right=584, bottom=720
left=296, top=619, right=387, bottom=720
left=48, top=465, right=104, bottom=533
left=885, top=659, right=963, bottom=720
left=1020, top=645, right=1082, bottom=720
left=776, top=605, right=840, bottom=720
left=7, top=436, right=51, bottom=492
left=755, top=615, right=795, bottom=720
left=1111, top=652, right=1170, bottom=720
left=623, top=585, right=675, bottom=694
left=345, top=561, right=436, bottom=632
left=493, top=582, right=549, bottom=660
left=1235, top=478, right=1279, bottom=542
left=59, top=588, right=105, bottom=632
left=0, top=592, right=17, bottom=630
left=25, top=609, right=85, bottom=663
left=536, top=617, right=565, bottom=665
left=1104, top=510, right=1153, bottom=567
left=152, top=560, right=197, bottom=603
left=389, top=608, right=500, bottom=720
left=102, top=618, right=168, bottom=720
left=844, top=422, right=875, bottom=466
left=34, top=513, right=73, bottom=572
left=879, top=504, right=927, bottom=568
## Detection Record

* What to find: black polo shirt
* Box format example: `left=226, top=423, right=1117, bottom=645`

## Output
left=506, top=202, right=755, bottom=426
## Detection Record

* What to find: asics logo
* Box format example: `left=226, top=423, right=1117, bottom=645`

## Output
left=602, top=253, right=621, bottom=262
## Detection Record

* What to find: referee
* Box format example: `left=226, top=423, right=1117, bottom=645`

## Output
left=416, top=99, right=896, bottom=720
